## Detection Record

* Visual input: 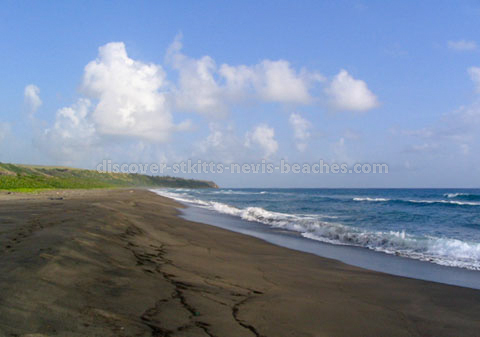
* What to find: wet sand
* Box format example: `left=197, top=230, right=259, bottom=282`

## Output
left=0, top=189, right=479, bottom=337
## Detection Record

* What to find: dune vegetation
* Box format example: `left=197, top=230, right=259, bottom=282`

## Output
left=0, top=163, right=218, bottom=192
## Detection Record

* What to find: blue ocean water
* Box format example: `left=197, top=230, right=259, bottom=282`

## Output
left=153, top=188, right=480, bottom=271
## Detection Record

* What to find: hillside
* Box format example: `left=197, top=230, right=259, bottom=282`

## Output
left=0, top=163, right=218, bottom=191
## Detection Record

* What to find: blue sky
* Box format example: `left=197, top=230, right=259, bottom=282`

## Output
left=1, top=1, right=480, bottom=187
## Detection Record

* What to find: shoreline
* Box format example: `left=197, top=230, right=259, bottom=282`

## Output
left=178, top=199, right=480, bottom=290
left=0, top=189, right=479, bottom=336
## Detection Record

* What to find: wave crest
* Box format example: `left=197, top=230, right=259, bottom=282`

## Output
left=353, top=197, right=390, bottom=202
left=353, top=197, right=480, bottom=206
left=153, top=189, right=480, bottom=270
left=444, top=193, right=480, bottom=201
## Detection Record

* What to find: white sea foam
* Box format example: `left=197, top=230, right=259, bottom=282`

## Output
left=353, top=196, right=480, bottom=206
left=154, top=190, right=211, bottom=206
left=210, top=189, right=270, bottom=196
left=407, top=199, right=480, bottom=206
left=445, top=193, right=467, bottom=198
left=353, top=197, right=390, bottom=202
left=152, top=189, right=480, bottom=270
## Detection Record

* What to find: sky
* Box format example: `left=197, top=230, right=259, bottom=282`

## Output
left=1, top=0, right=480, bottom=187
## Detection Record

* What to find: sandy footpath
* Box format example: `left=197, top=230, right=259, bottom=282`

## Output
left=0, top=189, right=479, bottom=337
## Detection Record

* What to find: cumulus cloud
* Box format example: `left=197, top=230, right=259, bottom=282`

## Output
left=401, top=77, right=480, bottom=157
left=448, top=40, right=477, bottom=51
left=256, top=60, right=312, bottom=103
left=221, top=60, right=320, bottom=104
left=36, top=37, right=379, bottom=165
left=289, top=113, right=311, bottom=152
left=450, top=101, right=480, bottom=131
left=42, top=99, right=98, bottom=162
left=196, top=123, right=244, bottom=162
left=39, top=42, right=203, bottom=165
left=167, top=36, right=226, bottom=117
left=199, top=124, right=227, bottom=151
left=82, top=42, right=175, bottom=141
left=245, top=124, right=278, bottom=158
left=166, top=35, right=322, bottom=117
left=24, top=84, right=42, bottom=115
left=325, top=69, right=379, bottom=112
left=468, top=67, right=480, bottom=93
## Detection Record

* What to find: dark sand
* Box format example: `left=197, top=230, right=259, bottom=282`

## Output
left=0, top=189, right=479, bottom=337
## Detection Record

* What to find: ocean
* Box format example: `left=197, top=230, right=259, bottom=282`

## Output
left=153, top=188, right=480, bottom=270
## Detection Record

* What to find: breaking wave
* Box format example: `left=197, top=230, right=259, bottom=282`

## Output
left=353, top=197, right=390, bottom=202
left=444, top=193, right=480, bottom=201
left=153, top=189, right=480, bottom=270
left=353, top=197, right=480, bottom=207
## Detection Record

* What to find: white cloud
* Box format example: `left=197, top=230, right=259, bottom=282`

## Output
left=200, top=125, right=226, bottom=150
left=40, top=42, right=198, bottom=165
left=175, top=119, right=194, bottom=132
left=245, top=124, right=278, bottom=158
left=401, top=97, right=480, bottom=158
left=448, top=40, right=477, bottom=51
left=221, top=60, right=321, bottom=104
left=166, top=35, right=322, bottom=117
left=82, top=42, right=175, bottom=142
left=405, top=143, right=439, bottom=153
left=166, top=36, right=380, bottom=119
left=53, top=99, right=95, bottom=140
left=42, top=99, right=98, bottom=162
left=167, top=36, right=226, bottom=117
left=289, top=113, right=311, bottom=152
left=402, top=128, right=434, bottom=139
left=325, top=69, right=379, bottom=112
left=414, top=75, right=480, bottom=155
left=24, top=84, right=42, bottom=115
left=253, top=60, right=313, bottom=103
left=332, top=137, right=352, bottom=164
left=196, top=123, right=243, bottom=163
left=218, top=64, right=256, bottom=101
left=468, top=67, right=480, bottom=93
left=448, top=102, right=480, bottom=137
left=35, top=37, right=381, bottom=165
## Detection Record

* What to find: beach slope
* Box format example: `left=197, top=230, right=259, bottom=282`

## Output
left=0, top=189, right=479, bottom=337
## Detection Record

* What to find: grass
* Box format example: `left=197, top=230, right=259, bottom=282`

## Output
left=0, top=163, right=218, bottom=192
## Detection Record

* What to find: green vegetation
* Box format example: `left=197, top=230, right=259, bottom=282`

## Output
left=0, top=163, right=218, bottom=192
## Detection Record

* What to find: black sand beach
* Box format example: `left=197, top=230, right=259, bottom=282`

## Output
left=0, top=189, right=479, bottom=336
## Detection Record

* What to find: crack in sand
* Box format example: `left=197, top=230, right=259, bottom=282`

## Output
left=140, top=299, right=174, bottom=337
left=117, top=216, right=269, bottom=337
left=232, top=296, right=266, bottom=337
left=123, top=224, right=267, bottom=337
left=122, top=225, right=217, bottom=337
